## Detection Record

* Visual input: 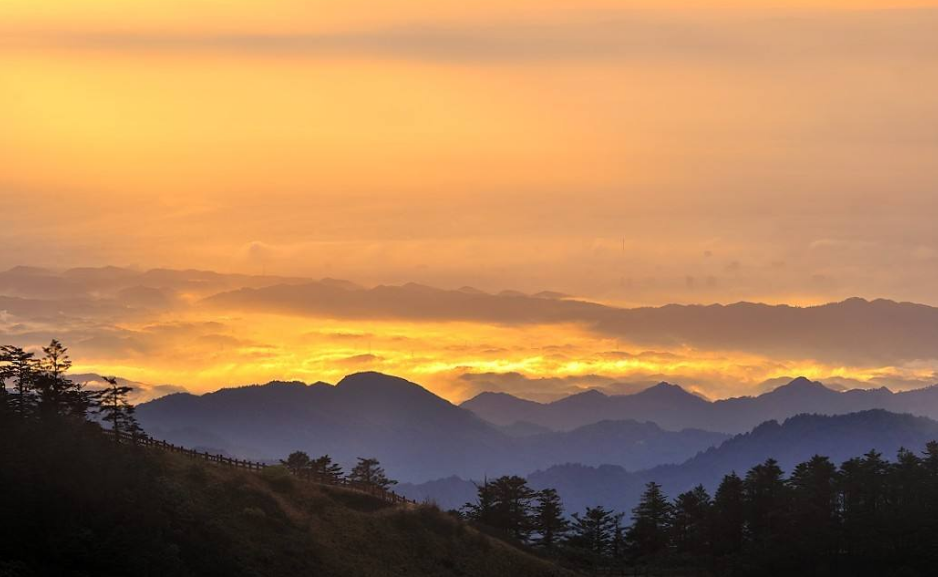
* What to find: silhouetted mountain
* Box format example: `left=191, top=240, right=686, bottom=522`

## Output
left=403, top=410, right=938, bottom=514
left=137, top=372, right=727, bottom=482
left=462, top=376, right=938, bottom=433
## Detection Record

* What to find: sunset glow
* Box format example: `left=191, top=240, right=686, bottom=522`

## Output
left=3, top=0, right=938, bottom=401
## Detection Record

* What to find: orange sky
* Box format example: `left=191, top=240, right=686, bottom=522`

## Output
left=2, top=1, right=938, bottom=399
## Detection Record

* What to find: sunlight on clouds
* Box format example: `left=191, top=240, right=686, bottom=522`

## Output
left=61, top=310, right=938, bottom=403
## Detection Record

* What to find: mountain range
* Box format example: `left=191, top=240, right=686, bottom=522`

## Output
left=461, top=376, right=938, bottom=433
left=399, top=410, right=938, bottom=516
left=136, top=372, right=727, bottom=483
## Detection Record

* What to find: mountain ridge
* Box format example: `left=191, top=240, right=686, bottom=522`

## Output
left=462, top=376, right=938, bottom=433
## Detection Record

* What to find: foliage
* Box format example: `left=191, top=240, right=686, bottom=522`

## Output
left=348, top=457, right=397, bottom=490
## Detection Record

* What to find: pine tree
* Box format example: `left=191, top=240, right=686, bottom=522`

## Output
left=97, top=376, right=142, bottom=441
left=0, top=345, right=37, bottom=416
left=312, top=454, right=344, bottom=482
left=35, top=339, right=91, bottom=417
left=625, top=481, right=673, bottom=564
left=281, top=451, right=312, bottom=474
left=463, top=478, right=497, bottom=526
left=490, top=476, right=536, bottom=542
left=463, top=476, right=537, bottom=542
left=671, top=485, right=712, bottom=567
left=568, top=505, right=620, bottom=558
left=712, top=472, right=745, bottom=560
left=742, top=458, right=789, bottom=551
left=532, top=488, right=568, bottom=551
left=348, top=457, right=396, bottom=490
left=789, top=455, right=839, bottom=567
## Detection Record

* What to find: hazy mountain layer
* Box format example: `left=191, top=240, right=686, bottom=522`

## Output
left=462, top=377, right=938, bottom=433
left=400, top=410, right=938, bottom=516
left=136, top=372, right=727, bottom=482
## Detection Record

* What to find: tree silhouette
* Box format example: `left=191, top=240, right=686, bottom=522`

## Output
left=532, top=488, right=568, bottom=551
left=742, top=458, right=789, bottom=554
left=625, top=481, right=672, bottom=565
left=348, top=457, right=396, bottom=490
left=671, top=484, right=712, bottom=568
left=463, top=478, right=497, bottom=527
left=35, top=340, right=91, bottom=417
left=0, top=345, right=37, bottom=416
left=568, top=505, right=620, bottom=559
left=281, top=451, right=312, bottom=474
left=463, top=476, right=537, bottom=542
left=711, top=471, right=744, bottom=568
left=312, top=455, right=344, bottom=482
left=97, top=376, right=142, bottom=441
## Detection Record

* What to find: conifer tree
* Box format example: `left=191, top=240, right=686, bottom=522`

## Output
left=568, top=505, right=620, bottom=558
left=97, top=376, right=142, bottom=441
left=671, top=484, right=712, bottom=566
left=0, top=345, right=37, bottom=416
left=742, top=458, right=789, bottom=550
left=712, top=472, right=745, bottom=560
left=462, top=478, right=500, bottom=526
left=789, top=455, right=839, bottom=566
left=281, top=451, right=312, bottom=474
left=625, top=481, right=673, bottom=564
left=463, top=476, right=537, bottom=542
left=35, top=339, right=91, bottom=417
left=312, top=454, right=344, bottom=481
left=532, top=488, right=568, bottom=551
left=348, top=457, right=396, bottom=490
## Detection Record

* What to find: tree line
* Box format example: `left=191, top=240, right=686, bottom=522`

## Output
left=282, top=450, right=398, bottom=490
left=461, top=447, right=938, bottom=576
left=0, top=340, right=141, bottom=437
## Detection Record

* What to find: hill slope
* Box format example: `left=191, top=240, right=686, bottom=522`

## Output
left=0, top=417, right=573, bottom=577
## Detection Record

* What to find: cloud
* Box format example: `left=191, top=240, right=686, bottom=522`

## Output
left=15, top=10, right=938, bottom=64
left=205, top=280, right=938, bottom=366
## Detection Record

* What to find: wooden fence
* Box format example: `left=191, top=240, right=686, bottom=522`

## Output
left=115, top=431, right=416, bottom=506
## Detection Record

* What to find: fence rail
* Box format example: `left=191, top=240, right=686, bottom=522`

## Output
left=115, top=431, right=416, bottom=506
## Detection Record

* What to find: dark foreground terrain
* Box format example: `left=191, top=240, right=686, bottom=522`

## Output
left=0, top=416, right=572, bottom=577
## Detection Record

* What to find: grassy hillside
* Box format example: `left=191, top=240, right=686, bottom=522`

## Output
left=0, top=417, right=574, bottom=577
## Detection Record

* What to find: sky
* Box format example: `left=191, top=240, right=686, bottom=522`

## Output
left=2, top=1, right=938, bottom=401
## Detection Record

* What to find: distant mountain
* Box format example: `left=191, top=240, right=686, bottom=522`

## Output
left=136, top=372, right=727, bottom=483
left=401, top=410, right=938, bottom=514
left=462, top=377, right=938, bottom=433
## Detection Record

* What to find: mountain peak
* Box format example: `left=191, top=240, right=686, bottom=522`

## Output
left=337, top=371, right=419, bottom=390
left=765, top=376, right=835, bottom=396
left=636, top=382, right=702, bottom=401
left=784, top=376, right=825, bottom=389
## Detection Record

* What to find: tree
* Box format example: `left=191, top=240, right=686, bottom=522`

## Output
left=788, top=455, right=839, bottom=568
left=311, top=455, right=344, bottom=482
left=282, top=451, right=312, bottom=474
left=742, top=458, right=789, bottom=550
left=348, top=457, right=396, bottom=490
left=568, top=505, right=620, bottom=558
left=671, top=485, right=712, bottom=566
left=463, top=476, right=537, bottom=542
left=35, top=339, right=91, bottom=417
left=97, top=376, right=142, bottom=441
left=625, top=481, right=672, bottom=564
left=532, top=488, right=568, bottom=551
left=0, top=345, right=37, bottom=416
left=463, top=478, right=497, bottom=526
left=712, top=472, right=745, bottom=560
